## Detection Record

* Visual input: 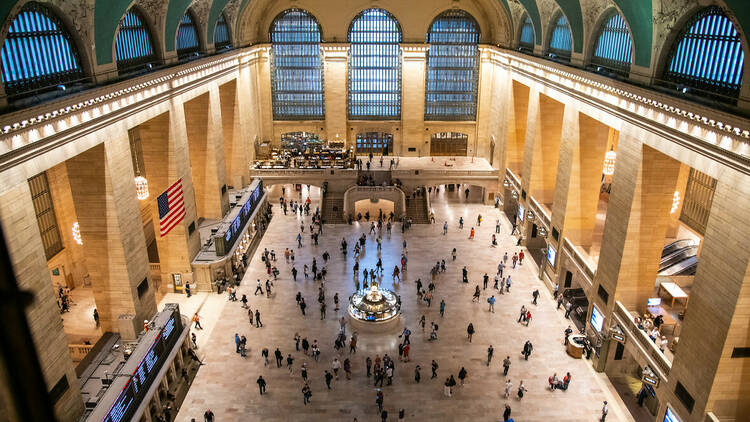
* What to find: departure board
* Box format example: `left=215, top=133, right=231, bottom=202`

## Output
left=102, top=308, right=183, bottom=422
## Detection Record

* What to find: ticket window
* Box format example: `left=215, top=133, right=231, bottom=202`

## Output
left=172, top=273, right=183, bottom=293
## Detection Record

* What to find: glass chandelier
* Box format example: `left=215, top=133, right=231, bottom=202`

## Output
left=130, top=130, right=149, bottom=200
left=72, top=222, right=82, bottom=245
left=603, top=147, right=616, bottom=176
left=134, top=175, right=149, bottom=200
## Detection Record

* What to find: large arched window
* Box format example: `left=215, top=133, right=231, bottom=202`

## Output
left=519, top=15, right=535, bottom=52
left=348, top=8, right=402, bottom=119
left=214, top=13, right=231, bottom=50
left=424, top=10, right=480, bottom=121
left=548, top=12, right=572, bottom=61
left=177, top=12, right=201, bottom=59
left=664, top=6, right=744, bottom=101
left=591, top=12, right=632, bottom=75
left=1, top=2, right=84, bottom=96
left=116, top=8, right=156, bottom=72
left=270, top=9, right=325, bottom=120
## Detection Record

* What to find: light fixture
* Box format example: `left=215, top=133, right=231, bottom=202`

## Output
left=526, top=210, right=535, bottom=221
left=130, top=132, right=149, bottom=200
left=503, top=179, right=510, bottom=188
left=72, top=222, right=83, bottom=245
left=671, top=191, right=680, bottom=214
left=603, top=146, right=616, bottom=176
left=134, top=176, right=149, bottom=200
left=538, top=226, right=548, bottom=237
left=511, top=190, right=519, bottom=199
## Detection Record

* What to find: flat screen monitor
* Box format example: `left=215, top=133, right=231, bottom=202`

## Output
left=590, top=305, right=605, bottom=332
left=517, top=204, right=525, bottom=223
left=664, top=407, right=681, bottom=422
left=647, top=297, right=662, bottom=307
left=546, top=245, right=557, bottom=267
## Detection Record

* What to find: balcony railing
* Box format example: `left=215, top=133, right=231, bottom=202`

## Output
left=561, top=237, right=597, bottom=283
left=613, top=301, right=672, bottom=377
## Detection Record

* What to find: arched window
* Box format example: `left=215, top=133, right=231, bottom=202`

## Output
left=270, top=9, right=324, bottom=120
left=116, top=9, right=156, bottom=72
left=1, top=2, right=84, bottom=96
left=177, top=12, right=201, bottom=59
left=214, top=13, right=231, bottom=50
left=548, top=12, right=572, bottom=61
left=348, top=8, right=402, bottom=119
left=664, top=6, right=744, bottom=100
left=425, top=10, right=480, bottom=121
left=519, top=15, right=535, bottom=52
left=591, top=12, right=632, bottom=75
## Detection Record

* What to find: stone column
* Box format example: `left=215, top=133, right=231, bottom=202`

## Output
left=238, top=57, right=262, bottom=163
left=183, top=88, right=229, bottom=220
left=323, top=45, right=348, bottom=146
left=66, top=138, right=156, bottom=335
left=523, top=92, right=565, bottom=208
left=138, top=105, right=202, bottom=291
left=401, top=45, right=427, bottom=156
left=255, top=47, right=274, bottom=144
left=475, top=48, right=502, bottom=162
left=658, top=170, right=750, bottom=421
left=0, top=183, right=84, bottom=421
left=219, top=79, right=249, bottom=189
left=506, top=80, right=530, bottom=177
left=551, top=110, right=609, bottom=249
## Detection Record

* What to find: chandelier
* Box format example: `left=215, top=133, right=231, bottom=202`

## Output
left=72, top=222, right=82, bottom=245
left=603, top=147, right=616, bottom=176
left=671, top=191, right=680, bottom=214
left=134, top=175, right=149, bottom=200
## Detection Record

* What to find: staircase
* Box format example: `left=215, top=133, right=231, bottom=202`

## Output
left=405, top=195, right=429, bottom=224
left=322, top=194, right=346, bottom=224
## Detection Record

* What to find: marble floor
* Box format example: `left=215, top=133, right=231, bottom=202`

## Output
left=175, top=184, right=637, bottom=422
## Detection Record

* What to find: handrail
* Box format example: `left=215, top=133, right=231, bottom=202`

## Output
left=613, top=301, right=672, bottom=377
left=505, top=168, right=522, bottom=192
left=528, top=195, right=550, bottom=228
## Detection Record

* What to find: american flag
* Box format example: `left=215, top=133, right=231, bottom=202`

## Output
left=158, top=178, right=185, bottom=237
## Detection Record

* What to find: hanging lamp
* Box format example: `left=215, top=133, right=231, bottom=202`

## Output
left=603, top=146, right=616, bottom=176
left=72, top=222, right=83, bottom=245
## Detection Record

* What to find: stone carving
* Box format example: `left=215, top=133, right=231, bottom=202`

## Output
left=49, top=0, right=94, bottom=44
left=137, top=0, right=168, bottom=33
left=580, top=0, right=612, bottom=34
left=653, top=0, right=696, bottom=44
left=189, top=0, right=211, bottom=35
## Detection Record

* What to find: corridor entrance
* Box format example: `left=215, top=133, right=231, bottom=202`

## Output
left=430, top=132, right=468, bottom=156
left=356, top=132, right=393, bottom=155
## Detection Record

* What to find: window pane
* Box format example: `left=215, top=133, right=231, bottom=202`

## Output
left=348, top=8, right=402, bottom=119
left=116, top=9, right=156, bottom=72
left=519, top=16, right=534, bottom=51
left=592, top=13, right=632, bottom=75
left=548, top=13, right=572, bottom=61
left=425, top=10, right=480, bottom=121
left=270, top=9, right=324, bottom=120
left=177, top=12, right=201, bottom=58
left=214, top=13, right=231, bottom=49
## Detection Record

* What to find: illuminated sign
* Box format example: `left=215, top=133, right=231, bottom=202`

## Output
left=590, top=305, right=605, bottom=332
left=611, top=332, right=626, bottom=343
left=664, top=407, right=681, bottom=422
left=546, top=245, right=557, bottom=267
left=103, top=309, right=183, bottom=422
left=517, top=204, right=525, bottom=223
left=642, top=373, right=659, bottom=387
left=217, top=181, right=264, bottom=256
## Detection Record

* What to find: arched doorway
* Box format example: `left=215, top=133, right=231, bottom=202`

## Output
left=356, top=132, right=393, bottom=155
left=354, top=198, right=394, bottom=220
left=430, top=132, right=468, bottom=156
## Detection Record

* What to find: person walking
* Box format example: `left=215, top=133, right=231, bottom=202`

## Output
left=302, top=383, right=312, bottom=405
left=469, top=227, right=475, bottom=240
left=431, top=360, right=439, bottom=379
left=443, top=378, right=452, bottom=397
left=565, top=301, right=573, bottom=318
left=458, top=367, right=467, bottom=385
left=488, top=295, right=496, bottom=313
left=532, top=289, right=539, bottom=305
left=414, top=365, right=421, bottom=383
left=204, top=409, right=215, bottom=422
left=522, top=340, right=533, bottom=360
left=256, top=376, right=267, bottom=395
left=517, top=380, right=527, bottom=400
left=503, top=356, right=511, bottom=376
left=564, top=325, right=573, bottom=345
left=601, top=401, right=608, bottom=421
left=439, top=300, right=446, bottom=317
left=519, top=250, right=525, bottom=265
left=261, top=348, right=269, bottom=366
left=443, top=221, right=448, bottom=235
left=467, top=323, right=475, bottom=342
left=325, top=370, right=334, bottom=389
left=487, top=345, right=494, bottom=366
left=376, top=390, right=384, bottom=413
left=504, top=379, right=513, bottom=398
left=192, top=312, right=203, bottom=330
left=503, top=404, right=511, bottom=422
left=255, top=310, right=262, bottom=328
left=274, top=348, right=283, bottom=367
left=332, top=357, right=341, bottom=379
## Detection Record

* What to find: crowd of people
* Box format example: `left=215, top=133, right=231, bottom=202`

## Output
left=181, top=181, right=618, bottom=422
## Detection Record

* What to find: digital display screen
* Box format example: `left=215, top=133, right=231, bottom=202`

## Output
left=220, top=181, right=263, bottom=256
left=664, top=407, right=681, bottom=422
left=590, top=305, right=605, bottom=332
left=546, top=245, right=557, bottom=267
left=103, top=309, right=183, bottom=422
left=517, top=204, right=525, bottom=223
left=647, top=297, right=662, bottom=307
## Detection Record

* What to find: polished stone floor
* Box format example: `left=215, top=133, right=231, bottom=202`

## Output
left=175, top=185, right=636, bottom=422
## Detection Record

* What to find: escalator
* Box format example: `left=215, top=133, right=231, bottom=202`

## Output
left=659, top=256, right=698, bottom=276
left=658, top=239, right=699, bottom=276
left=661, top=239, right=695, bottom=258
left=659, top=245, right=698, bottom=272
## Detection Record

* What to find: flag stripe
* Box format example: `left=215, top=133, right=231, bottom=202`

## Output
left=159, top=178, right=185, bottom=237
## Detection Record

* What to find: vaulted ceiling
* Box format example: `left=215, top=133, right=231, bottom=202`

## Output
left=0, top=0, right=748, bottom=71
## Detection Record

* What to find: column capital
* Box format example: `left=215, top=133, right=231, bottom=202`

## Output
left=401, top=44, right=427, bottom=61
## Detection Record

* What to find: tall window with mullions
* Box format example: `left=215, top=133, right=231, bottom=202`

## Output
left=214, top=13, right=231, bottom=50
left=547, top=12, right=572, bottom=62
left=348, top=8, right=402, bottom=120
left=270, top=9, right=325, bottom=120
left=116, top=8, right=156, bottom=72
left=664, top=6, right=744, bottom=103
left=177, top=12, right=201, bottom=59
left=591, top=12, right=632, bottom=76
left=519, top=15, right=535, bottom=53
left=0, top=2, right=84, bottom=97
left=424, top=10, right=480, bottom=121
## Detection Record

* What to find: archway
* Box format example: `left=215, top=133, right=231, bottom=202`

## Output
left=354, top=198, right=394, bottom=220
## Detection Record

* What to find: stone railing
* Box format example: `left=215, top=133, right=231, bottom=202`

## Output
left=343, top=185, right=406, bottom=218
left=561, top=237, right=597, bottom=284
left=504, top=168, right=522, bottom=192
left=528, top=195, right=550, bottom=229
left=249, top=168, right=328, bottom=177
left=613, top=301, right=672, bottom=377
left=68, top=343, right=94, bottom=362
